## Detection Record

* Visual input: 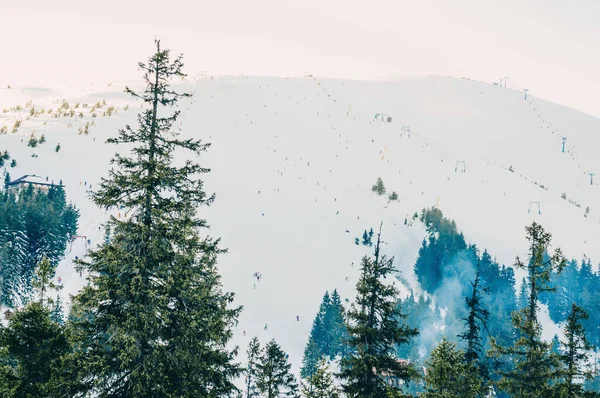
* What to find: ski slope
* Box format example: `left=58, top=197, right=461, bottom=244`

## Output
left=1, top=74, right=600, bottom=374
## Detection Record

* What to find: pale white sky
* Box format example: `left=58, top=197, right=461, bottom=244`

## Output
left=2, top=0, right=599, bottom=117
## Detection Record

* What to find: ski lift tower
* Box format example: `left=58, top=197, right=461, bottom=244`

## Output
left=561, top=137, right=567, bottom=153
left=524, top=89, right=528, bottom=100
left=589, top=172, right=595, bottom=185
left=528, top=201, right=541, bottom=215
left=455, top=161, right=466, bottom=173
left=400, top=126, right=411, bottom=138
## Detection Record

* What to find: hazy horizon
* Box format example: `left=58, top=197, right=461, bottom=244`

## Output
left=2, top=0, right=599, bottom=117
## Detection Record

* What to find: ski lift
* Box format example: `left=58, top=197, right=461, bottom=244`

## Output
left=455, top=161, right=466, bottom=173
left=374, top=113, right=392, bottom=123
left=69, top=235, right=88, bottom=252
left=528, top=201, right=541, bottom=215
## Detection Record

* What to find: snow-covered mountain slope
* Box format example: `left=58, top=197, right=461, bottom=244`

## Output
left=1, top=74, right=599, bottom=372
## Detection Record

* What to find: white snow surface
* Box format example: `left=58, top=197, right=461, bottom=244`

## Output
left=1, top=74, right=599, bottom=376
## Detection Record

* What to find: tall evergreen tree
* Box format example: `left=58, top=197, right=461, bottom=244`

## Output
left=257, top=339, right=299, bottom=398
left=556, top=304, right=595, bottom=398
left=300, top=337, right=322, bottom=381
left=422, top=337, right=485, bottom=398
left=518, top=277, right=529, bottom=311
left=339, top=224, right=418, bottom=398
left=246, top=337, right=262, bottom=398
left=0, top=301, right=68, bottom=397
left=301, top=357, right=341, bottom=398
left=492, top=222, right=565, bottom=398
left=31, top=255, right=60, bottom=305
left=50, top=294, right=65, bottom=326
left=0, top=253, right=67, bottom=397
left=327, top=289, right=351, bottom=359
left=458, top=262, right=490, bottom=378
left=63, top=40, right=242, bottom=397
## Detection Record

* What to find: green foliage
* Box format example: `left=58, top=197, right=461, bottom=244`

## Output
left=39, top=134, right=46, bottom=144
left=0, top=301, right=68, bottom=397
left=362, top=228, right=374, bottom=247
left=491, top=223, right=565, bottom=398
left=422, top=337, right=485, bottom=398
left=9, top=159, right=16, bottom=167
left=245, top=336, right=262, bottom=398
left=64, top=40, right=242, bottom=397
left=301, top=337, right=322, bottom=380
left=0, top=184, right=78, bottom=305
left=413, top=208, right=517, bottom=357
left=0, top=151, right=9, bottom=167
left=458, top=263, right=490, bottom=379
left=256, top=339, right=299, bottom=398
left=339, top=225, right=419, bottom=397
left=31, top=255, right=62, bottom=305
left=50, top=294, right=64, bottom=325
left=516, top=222, right=566, bottom=321
left=55, top=143, right=61, bottom=152
left=555, top=304, right=595, bottom=398
left=372, top=177, right=386, bottom=196
left=301, top=357, right=341, bottom=398
left=302, top=288, right=350, bottom=379
left=27, top=135, right=38, bottom=148
left=388, top=191, right=398, bottom=201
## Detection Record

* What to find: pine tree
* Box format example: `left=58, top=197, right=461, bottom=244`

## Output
left=458, top=262, right=490, bottom=379
left=257, top=339, right=299, bottom=398
left=0, top=194, right=28, bottom=307
left=518, top=277, right=529, bottom=310
left=492, top=222, right=565, bottom=398
left=311, top=292, right=331, bottom=355
left=31, top=255, right=60, bottom=305
left=3, top=172, right=10, bottom=190
left=63, top=40, right=242, bottom=397
left=0, top=301, right=68, bottom=397
left=301, top=357, right=341, bottom=398
left=372, top=177, right=386, bottom=196
left=246, top=337, right=262, bottom=398
left=556, top=304, right=595, bottom=398
left=328, top=289, right=351, bottom=359
left=422, top=337, right=485, bottom=398
left=301, top=337, right=322, bottom=381
left=339, top=223, right=419, bottom=397
left=50, top=294, right=64, bottom=325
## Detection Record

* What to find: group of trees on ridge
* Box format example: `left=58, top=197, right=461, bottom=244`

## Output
left=0, top=180, right=78, bottom=307
left=0, top=41, right=598, bottom=397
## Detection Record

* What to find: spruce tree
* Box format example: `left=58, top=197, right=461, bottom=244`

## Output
left=311, top=292, right=330, bottom=355
left=0, top=302, right=68, bottom=397
left=246, top=337, right=262, bottom=398
left=492, top=222, right=565, bottom=398
left=300, top=337, right=322, bottom=381
left=422, top=337, right=484, bottom=398
left=31, top=255, right=60, bottom=305
left=328, top=289, right=351, bottom=359
left=372, top=178, right=386, bottom=196
left=339, top=224, right=418, bottom=398
left=301, top=357, right=341, bottom=398
left=0, top=194, right=27, bottom=306
left=3, top=172, right=10, bottom=189
left=257, top=339, right=299, bottom=398
left=556, top=304, right=595, bottom=398
left=50, top=294, right=64, bottom=326
left=458, top=262, right=490, bottom=378
left=63, top=40, right=242, bottom=397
